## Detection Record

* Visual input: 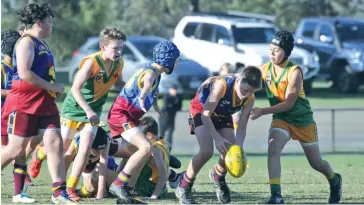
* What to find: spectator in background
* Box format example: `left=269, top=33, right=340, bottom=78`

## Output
left=159, top=84, right=182, bottom=151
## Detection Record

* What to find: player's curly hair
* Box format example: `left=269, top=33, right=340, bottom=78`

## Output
left=271, top=30, right=294, bottom=57
left=140, top=116, right=159, bottom=136
left=17, top=3, right=54, bottom=29
left=99, top=27, right=127, bottom=45
left=241, top=66, right=262, bottom=89
left=1, top=30, right=21, bottom=57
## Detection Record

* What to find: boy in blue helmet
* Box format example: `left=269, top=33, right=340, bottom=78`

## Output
left=107, top=40, right=180, bottom=203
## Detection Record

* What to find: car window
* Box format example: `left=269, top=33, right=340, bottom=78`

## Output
left=232, top=27, right=276, bottom=44
left=336, top=22, right=364, bottom=42
left=214, top=26, right=230, bottom=43
left=183, top=22, right=199, bottom=38
left=319, top=24, right=333, bottom=37
left=197, top=23, right=214, bottom=42
left=302, top=22, right=318, bottom=38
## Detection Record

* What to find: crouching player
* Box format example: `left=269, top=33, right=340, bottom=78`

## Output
left=176, top=66, right=262, bottom=204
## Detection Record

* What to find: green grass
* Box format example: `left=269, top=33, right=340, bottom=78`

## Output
left=1, top=155, right=363, bottom=204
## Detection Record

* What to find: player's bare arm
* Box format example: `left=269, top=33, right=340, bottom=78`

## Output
left=96, top=141, right=110, bottom=199
left=250, top=68, right=302, bottom=120
left=139, top=70, right=156, bottom=112
left=235, top=96, right=255, bottom=147
left=201, top=79, right=231, bottom=154
left=71, top=58, right=100, bottom=125
left=17, top=37, right=64, bottom=94
left=153, top=92, right=162, bottom=115
left=150, top=147, right=167, bottom=199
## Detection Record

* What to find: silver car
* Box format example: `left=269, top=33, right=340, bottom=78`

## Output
left=67, top=35, right=211, bottom=98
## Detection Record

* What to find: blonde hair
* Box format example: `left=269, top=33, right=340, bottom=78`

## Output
left=219, top=63, right=233, bottom=74
left=99, top=27, right=127, bottom=45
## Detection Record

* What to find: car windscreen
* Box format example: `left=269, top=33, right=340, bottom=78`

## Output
left=336, top=22, right=364, bottom=42
left=232, top=27, right=276, bottom=44
left=131, top=40, right=161, bottom=60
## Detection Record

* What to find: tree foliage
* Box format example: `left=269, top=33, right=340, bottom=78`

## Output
left=1, top=0, right=363, bottom=65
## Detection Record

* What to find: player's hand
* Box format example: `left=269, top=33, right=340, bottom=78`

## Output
left=86, top=110, right=100, bottom=126
left=213, top=135, right=231, bottom=154
left=52, top=83, right=65, bottom=94
left=250, top=107, right=264, bottom=120
left=138, top=96, right=147, bottom=112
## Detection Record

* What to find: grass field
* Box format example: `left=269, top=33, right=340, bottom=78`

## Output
left=1, top=155, right=363, bottom=204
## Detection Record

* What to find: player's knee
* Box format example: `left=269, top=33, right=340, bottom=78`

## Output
left=12, top=148, right=26, bottom=158
left=198, top=148, right=214, bottom=161
left=268, top=142, right=282, bottom=156
left=139, top=141, right=152, bottom=156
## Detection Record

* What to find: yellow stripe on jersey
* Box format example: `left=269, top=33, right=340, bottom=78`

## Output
left=262, top=60, right=305, bottom=102
left=137, top=70, right=158, bottom=91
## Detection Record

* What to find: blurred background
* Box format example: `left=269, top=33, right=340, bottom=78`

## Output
left=2, top=0, right=364, bottom=155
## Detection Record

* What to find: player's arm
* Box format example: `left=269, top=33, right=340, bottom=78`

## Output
left=235, top=96, right=255, bottom=147
left=201, top=79, right=230, bottom=153
left=96, top=140, right=110, bottom=199
left=139, top=71, right=156, bottom=99
left=262, top=68, right=301, bottom=114
left=16, top=37, right=63, bottom=93
left=153, top=92, right=162, bottom=115
left=150, top=147, right=168, bottom=199
left=71, top=59, right=99, bottom=125
left=139, top=71, right=157, bottom=111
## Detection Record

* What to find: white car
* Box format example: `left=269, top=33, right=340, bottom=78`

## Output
left=173, top=11, right=320, bottom=93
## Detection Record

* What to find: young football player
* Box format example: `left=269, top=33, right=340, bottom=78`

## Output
left=176, top=66, right=262, bottom=204
left=107, top=41, right=180, bottom=203
left=250, top=30, right=342, bottom=204
left=28, top=27, right=126, bottom=201
left=0, top=3, right=74, bottom=204
left=70, top=119, right=181, bottom=202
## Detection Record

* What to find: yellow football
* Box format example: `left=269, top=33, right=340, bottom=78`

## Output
left=224, top=144, right=247, bottom=178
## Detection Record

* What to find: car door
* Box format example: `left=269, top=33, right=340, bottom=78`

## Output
left=314, top=23, right=337, bottom=74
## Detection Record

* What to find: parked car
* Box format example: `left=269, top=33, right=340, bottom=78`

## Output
left=295, top=17, right=364, bottom=93
left=173, top=11, right=320, bottom=93
left=67, top=36, right=211, bottom=98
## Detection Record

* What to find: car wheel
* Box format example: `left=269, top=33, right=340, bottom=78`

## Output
left=335, top=65, right=359, bottom=94
left=303, top=79, right=313, bottom=96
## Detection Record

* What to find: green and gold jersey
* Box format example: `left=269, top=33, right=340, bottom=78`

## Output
left=262, top=60, right=314, bottom=127
left=62, top=51, right=124, bottom=122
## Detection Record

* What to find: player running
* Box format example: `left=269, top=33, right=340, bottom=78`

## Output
left=250, top=30, right=342, bottom=204
left=176, top=66, right=262, bottom=204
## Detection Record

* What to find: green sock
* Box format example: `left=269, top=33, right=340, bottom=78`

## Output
left=329, top=173, right=339, bottom=186
left=270, top=184, right=281, bottom=196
